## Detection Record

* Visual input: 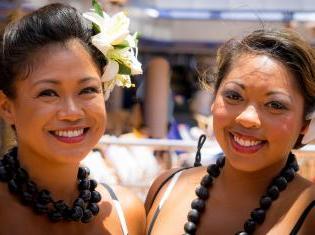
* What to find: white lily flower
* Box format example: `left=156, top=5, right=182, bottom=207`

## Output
left=83, top=6, right=142, bottom=99
left=115, top=74, right=134, bottom=88
left=101, top=60, right=119, bottom=82
left=83, top=11, right=130, bottom=54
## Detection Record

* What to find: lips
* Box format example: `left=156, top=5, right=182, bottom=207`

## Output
left=49, top=128, right=89, bottom=144
left=229, top=132, right=266, bottom=154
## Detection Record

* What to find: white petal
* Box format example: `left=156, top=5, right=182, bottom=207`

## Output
left=102, top=60, right=119, bottom=82
left=302, top=118, right=315, bottom=144
left=91, top=33, right=113, bottom=55
left=83, top=12, right=109, bottom=32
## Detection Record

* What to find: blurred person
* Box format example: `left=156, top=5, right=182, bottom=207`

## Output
left=145, top=28, right=315, bottom=235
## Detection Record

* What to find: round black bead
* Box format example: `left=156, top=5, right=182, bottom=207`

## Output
left=88, top=203, right=100, bottom=216
left=283, top=168, right=295, bottom=182
left=73, top=198, right=85, bottom=208
left=260, top=196, right=272, bottom=210
left=3, top=154, right=17, bottom=167
left=48, top=210, right=63, bottom=222
left=54, top=200, right=68, bottom=212
left=0, top=166, right=9, bottom=181
left=200, top=174, right=213, bottom=187
left=90, top=190, right=102, bottom=203
left=267, top=186, right=279, bottom=200
left=81, top=209, right=93, bottom=223
left=38, top=189, right=52, bottom=205
left=207, top=164, right=220, bottom=177
left=89, top=179, right=98, bottom=191
left=274, top=177, right=287, bottom=191
left=78, top=179, right=90, bottom=190
left=244, top=219, right=256, bottom=233
left=78, top=167, right=90, bottom=179
left=289, top=162, right=299, bottom=172
left=80, top=190, right=91, bottom=202
left=187, top=209, right=200, bottom=223
left=191, top=198, right=205, bottom=212
left=15, top=168, right=29, bottom=183
left=250, top=208, right=265, bottom=224
left=216, top=157, right=225, bottom=168
left=195, top=185, right=209, bottom=200
left=71, top=206, right=84, bottom=221
left=26, top=181, right=38, bottom=194
left=8, top=179, right=20, bottom=193
left=21, top=191, right=33, bottom=205
left=184, top=221, right=197, bottom=233
left=34, top=203, right=49, bottom=214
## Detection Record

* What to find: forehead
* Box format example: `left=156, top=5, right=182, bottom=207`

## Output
left=19, top=40, right=100, bottom=82
left=221, top=54, right=299, bottom=92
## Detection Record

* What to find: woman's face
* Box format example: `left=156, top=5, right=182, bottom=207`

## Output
left=212, top=54, right=306, bottom=172
left=3, top=40, right=106, bottom=163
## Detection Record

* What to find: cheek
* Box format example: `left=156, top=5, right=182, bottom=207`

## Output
left=266, top=115, right=302, bottom=139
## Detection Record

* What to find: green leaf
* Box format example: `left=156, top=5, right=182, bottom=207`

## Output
left=92, top=22, right=101, bottom=34
left=118, top=63, right=131, bottom=75
left=92, top=0, right=104, bottom=17
left=114, top=41, right=129, bottom=49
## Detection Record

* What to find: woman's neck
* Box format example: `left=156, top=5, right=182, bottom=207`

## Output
left=17, top=145, right=80, bottom=204
left=218, top=158, right=287, bottom=199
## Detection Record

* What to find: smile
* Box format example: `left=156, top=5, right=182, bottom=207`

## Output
left=230, top=132, right=266, bottom=154
left=50, top=128, right=89, bottom=144
left=54, top=129, right=84, bottom=137
left=233, top=135, right=262, bottom=147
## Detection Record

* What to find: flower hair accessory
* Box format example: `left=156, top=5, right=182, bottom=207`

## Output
left=83, top=0, right=142, bottom=99
left=301, top=111, right=315, bottom=144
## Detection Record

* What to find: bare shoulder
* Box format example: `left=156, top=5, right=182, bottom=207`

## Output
left=284, top=180, right=315, bottom=234
left=114, top=186, right=146, bottom=235
left=145, top=167, right=205, bottom=214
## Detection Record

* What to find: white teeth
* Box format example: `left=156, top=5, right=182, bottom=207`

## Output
left=233, top=135, right=262, bottom=147
left=54, top=129, right=84, bottom=137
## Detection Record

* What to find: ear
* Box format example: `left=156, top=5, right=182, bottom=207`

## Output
left=0, top=91, right=15, bottom=125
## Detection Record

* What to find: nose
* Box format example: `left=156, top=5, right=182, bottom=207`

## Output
left=235, top=105, right=261, bottom=129
left=57, top=97, right=84, bottom=121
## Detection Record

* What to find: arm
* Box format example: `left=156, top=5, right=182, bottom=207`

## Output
left=145, top=168, right=187, bottom=214
left=115, top=186, right=146, bottom=235
left=290, top=185, right=315, bottom=235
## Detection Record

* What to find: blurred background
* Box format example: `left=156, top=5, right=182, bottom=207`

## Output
left=1, top=0, right=315, bottom=199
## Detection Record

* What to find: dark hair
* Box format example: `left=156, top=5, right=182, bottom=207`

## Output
left=209, top=28, right=315, bottom=148
left=0, top=3, right=106, bottom=98
left=213, top=28, right=315, bottom=116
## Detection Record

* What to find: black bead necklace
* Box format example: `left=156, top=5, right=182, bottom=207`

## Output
left=0, top=147, right=102, bottom=223
left=184, top=136, right=299, bottom=235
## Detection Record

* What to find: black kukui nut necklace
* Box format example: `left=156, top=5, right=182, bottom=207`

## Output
left=0, top=147, right=102, bottom=223
left=183, top=135, right=299, bottom=235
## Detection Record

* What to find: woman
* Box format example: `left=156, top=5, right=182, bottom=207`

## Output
left=145, top=29, right=315, bottom=235
left=0, top=3, right=145, bottom=235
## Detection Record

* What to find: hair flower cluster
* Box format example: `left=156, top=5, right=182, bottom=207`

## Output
left=83, top=0, right=142, bottom=99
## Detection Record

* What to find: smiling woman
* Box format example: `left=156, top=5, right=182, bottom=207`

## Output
left=145, top=29, right=315, bottom=235
left=0, top=3, right=145, bottom=235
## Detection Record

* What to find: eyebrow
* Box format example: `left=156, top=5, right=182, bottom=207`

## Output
left=33, top=77, right=100, bottom=86
left=224, top=81, right=293, bottom=101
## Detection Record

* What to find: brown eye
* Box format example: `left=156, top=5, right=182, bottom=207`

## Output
left=38, top=89, right=58, bottom=97
left=80, top=87, right=100, bottom=95
left=223, top=90, right=243, bottom=103
left=266, top=101, right=287, bottom=113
